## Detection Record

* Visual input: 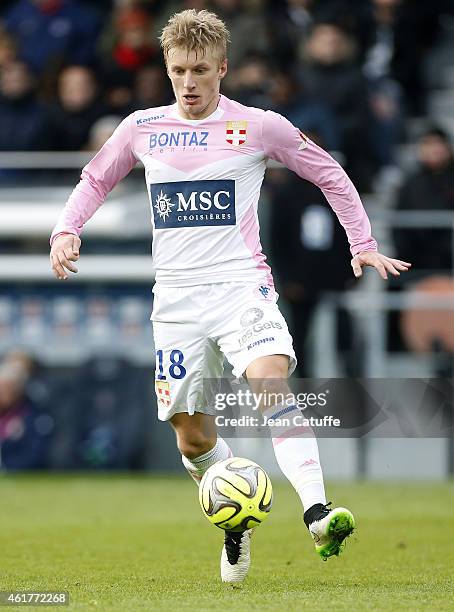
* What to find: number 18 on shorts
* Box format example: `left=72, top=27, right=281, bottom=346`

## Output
left=151, top=282, right=296, bottom=421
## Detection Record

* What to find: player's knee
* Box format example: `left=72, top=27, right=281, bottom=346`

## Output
left=253, top=378, right=288, bottom=404
left=177, top=432, right=216, bottom=460
left=246, top=355, right=289, bottom=381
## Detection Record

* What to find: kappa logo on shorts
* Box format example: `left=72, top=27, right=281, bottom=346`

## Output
left=240, top=307, right=264, bottom=327
left=150, top=180, right=236, bottom=229
left=155, top=380, right=171, bottom=406
left=247, top=336, right=276, bottom=350
left=258, top=285, right=270, bottom=298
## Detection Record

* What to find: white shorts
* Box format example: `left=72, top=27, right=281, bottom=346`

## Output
left=151, top=281, right=296, bottom=421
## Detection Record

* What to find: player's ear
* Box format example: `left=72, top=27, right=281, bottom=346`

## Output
left=219, top=58, right=228, bottom=80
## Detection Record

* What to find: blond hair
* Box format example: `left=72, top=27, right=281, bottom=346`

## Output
left=159, top=9, right=230, bottom=64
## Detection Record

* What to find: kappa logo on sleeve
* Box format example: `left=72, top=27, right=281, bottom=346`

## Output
left=298, top=130, right=309, bottom=151
left=226, top=120, right=247, bottom=146
left=150, top=180, right=236, bottom=229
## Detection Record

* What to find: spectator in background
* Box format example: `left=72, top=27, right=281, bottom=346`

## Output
left=69, top=356, right=149, bottom=470
left=87, top=115, right=123, bottom=151
left=299, top=21, right=374, bottom=190
left=393, top=126, right=454, bottom=273
left=4, top=0, right=102, bottom=74
left=50, top=65, right=107, bottom=150
left=362, top=0, right=405, bottom=171
left=112, top=7, right=157, bottom=71
left=2, top=350, right=53, bottom=421
left=0, top=60, right=53, bottom=150
left=363, top=0, right=402, bottom=83
left=102, top=6, right=159, bottom=114
left=209, top=0, right=269, bottom=69
left=223, top=52, right=273, bottom=109
left=0, top=359, right=53, bottom=471
left=266, top=0, right=315, bottom=66
left=310, top=0, right=373, bottom=59
left=0, top=27, right=17, bottom=68
left=132, top=63, right=173, bottom=110
left=268, top=165, right=353, bottom=376
left=363, top=0, right=442, bottom=117
left=269, top=68, right=340, bottom=152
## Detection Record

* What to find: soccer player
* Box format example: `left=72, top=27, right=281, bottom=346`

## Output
left=50, top=9, right=411, bottom=582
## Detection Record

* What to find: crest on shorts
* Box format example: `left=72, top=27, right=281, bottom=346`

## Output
left=226, top=120, right=247, bottom=146
left=155, top=380, right=171, bottom=407
left=240, top=307, right=264, bottom=327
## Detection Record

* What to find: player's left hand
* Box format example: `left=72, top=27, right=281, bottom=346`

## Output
left=351, top=251, right=411, bottom=280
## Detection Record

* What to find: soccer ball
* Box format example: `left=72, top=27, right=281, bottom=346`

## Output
left=199, top=457, right=273, bottom=532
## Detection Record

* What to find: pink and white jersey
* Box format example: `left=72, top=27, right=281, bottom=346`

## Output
left=51, top=95, right=377, bottom=286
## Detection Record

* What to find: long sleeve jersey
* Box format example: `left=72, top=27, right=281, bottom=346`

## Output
left=50, top=94, right=377, bottom=286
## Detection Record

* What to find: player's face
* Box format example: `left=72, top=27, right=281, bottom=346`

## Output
left=167, top=47, right=227, bottom=120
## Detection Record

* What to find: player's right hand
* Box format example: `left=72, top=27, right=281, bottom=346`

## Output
left=50, top=233, right=81, bottom=280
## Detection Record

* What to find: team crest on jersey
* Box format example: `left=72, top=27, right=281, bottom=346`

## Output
left=155, top=380, right=171, bottom=407
left=226, top=120, right=247, bottom=146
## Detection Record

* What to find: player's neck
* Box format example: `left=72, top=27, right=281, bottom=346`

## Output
left=176, top=94, right=222, bottom=121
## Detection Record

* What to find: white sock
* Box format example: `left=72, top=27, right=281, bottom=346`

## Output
left=264, top=403, right=326, bottom=512
left=181, top=436, right=233, bottom=485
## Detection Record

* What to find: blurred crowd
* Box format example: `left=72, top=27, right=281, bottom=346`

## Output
left=0, top=350, right=52, bottom=469
left=0, top=348, right=164, bottom=471
left=0, top=0, right=452, bottom=189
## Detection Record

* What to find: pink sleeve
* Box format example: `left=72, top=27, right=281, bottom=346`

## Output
left=50, top=114, right=137, bottom=245
left=262, top=110, right=377, bottom=256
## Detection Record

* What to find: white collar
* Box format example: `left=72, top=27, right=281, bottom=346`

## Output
left=170, top=95, right=224, bottom=124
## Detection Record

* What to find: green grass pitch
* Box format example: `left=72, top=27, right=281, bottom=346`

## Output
left=1, top=475, right=453, bottom=611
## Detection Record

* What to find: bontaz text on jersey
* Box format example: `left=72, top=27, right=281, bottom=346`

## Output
left=149, top=130, right=209, bottom=149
